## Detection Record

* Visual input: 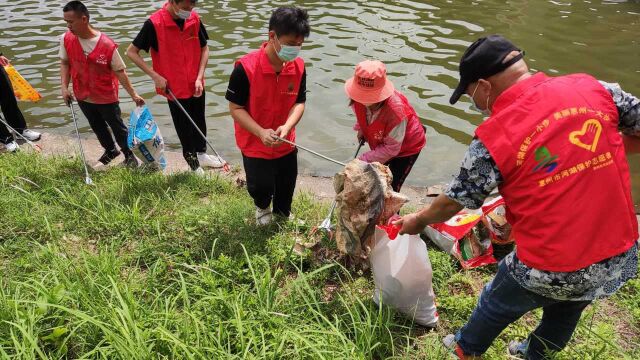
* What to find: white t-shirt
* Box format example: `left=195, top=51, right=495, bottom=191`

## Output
left=59, top=31, right=126, bottom=71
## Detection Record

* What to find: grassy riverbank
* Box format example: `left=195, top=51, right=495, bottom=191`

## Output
left=0, top=152, right=638, bottom=359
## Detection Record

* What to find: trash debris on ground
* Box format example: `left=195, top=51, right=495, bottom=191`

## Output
left=424, top=196, right=513, bottom=268
left=333, top=159, right=408, bottom=258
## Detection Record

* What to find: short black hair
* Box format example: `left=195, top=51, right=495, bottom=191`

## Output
left=63, top=1, right=90, bottom=20
left=269, top=6, right=310, bottom=38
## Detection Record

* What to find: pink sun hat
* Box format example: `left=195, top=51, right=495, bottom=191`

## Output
left=344, top=60, right=395, bottom=104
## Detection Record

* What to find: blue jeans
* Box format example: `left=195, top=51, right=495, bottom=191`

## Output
left=456, top=260, right=591, bottom=359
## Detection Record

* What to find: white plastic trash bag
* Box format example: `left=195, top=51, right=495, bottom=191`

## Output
left=128, top=106, right=167, bottom=170
left=370, top=223, right=439, bottom=327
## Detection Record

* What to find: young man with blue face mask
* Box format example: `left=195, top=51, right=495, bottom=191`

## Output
left=226, top=6, right=310, bottom=226
left=127, top=0, right=223, bottom=173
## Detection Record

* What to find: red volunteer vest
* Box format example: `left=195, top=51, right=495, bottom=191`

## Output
left=353, top=91, right=426, bottom=158
left=64, top=31, right=119, bottom=104
left=149, top=3, right=201, bottom=99
left=234, top=43, right=304, bottom=159
left=476, top=72, right=638, bottom=272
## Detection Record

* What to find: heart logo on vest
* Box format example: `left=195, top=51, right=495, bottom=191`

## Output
left=569, top=119, right=602, bottom=152
left=96, top=54, right=108, bottom=65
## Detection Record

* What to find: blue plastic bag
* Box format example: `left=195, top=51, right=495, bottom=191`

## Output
left=128, top=106, right=167, bottom=170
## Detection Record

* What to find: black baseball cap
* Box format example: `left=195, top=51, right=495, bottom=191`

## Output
left=449, top=35, right=524, bottom=105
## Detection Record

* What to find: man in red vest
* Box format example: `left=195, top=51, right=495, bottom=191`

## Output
left=395, top=35, right=640, bottom=359
left=127, top=0, right=222, bottom=173
left=0, top=53, right=41, bottom=153
left=226, top=6, right=310, bottom=226
left=60, top=1, right=144, bottom=167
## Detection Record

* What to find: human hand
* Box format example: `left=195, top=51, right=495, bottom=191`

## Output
left=0, top=56, right=9, bottom=67
left=62, top=87, right=74, bottom=106
left=393, top=212, right=427, bottom=235
left=259, top=128, right=278, bottom=147
left=194, top=78, right=204, bottom=97
left=273, top=125, right=291, bottom=146
left=131, top=93, right=145, bottom=107
left=357, top=131, right=365, bottom=143
left=152, top=73, right=168, bottom=94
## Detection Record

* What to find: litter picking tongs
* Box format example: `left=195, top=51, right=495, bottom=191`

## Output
left=166, top=89, right=230, bottom=172
left=274, top=136, right=348, bottom=167
left=313, top=139, right=366, bottom=237
left=277, top=136, right=366, bottom=238
left=0, top=113, right=41, bottom=152
left=68, top=100, right=94, bottom=185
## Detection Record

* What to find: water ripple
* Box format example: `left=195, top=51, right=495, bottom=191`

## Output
left=0, top=0, right=638, bottom=189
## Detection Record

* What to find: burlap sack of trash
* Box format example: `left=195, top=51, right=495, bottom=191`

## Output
left=333, top=159, right=408, bottom=257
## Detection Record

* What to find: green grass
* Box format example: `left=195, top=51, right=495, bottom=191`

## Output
left=0, top=152, right=638, bottom=359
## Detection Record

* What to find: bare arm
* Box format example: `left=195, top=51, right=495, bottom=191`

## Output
left=396, top=194, right=465, bottom=235
left=60, top=58, right=73, bottom=104
left=194, top=45, right=209, bottom=97
left=274, top=103, right=305, bottom=144
left=113, top=70, right=145, bottom=107
left=197, top=45, right=208, bottom=82
left=285, top=103, right=305, bottom=129
left=126, top=43, right=167, bottom=93
left=229, top=102, right=277, bottom=147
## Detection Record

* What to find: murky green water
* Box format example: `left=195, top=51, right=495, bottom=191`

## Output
left=1, top=0, right=638, bottom=202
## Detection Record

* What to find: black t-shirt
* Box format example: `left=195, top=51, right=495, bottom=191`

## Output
left=133, top=18, right=209, bottom=52
left=225, top=63, right=307, bottom=106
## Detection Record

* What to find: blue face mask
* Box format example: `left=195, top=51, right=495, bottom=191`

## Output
left=276, top=37, right=301, bottom=62
left=172, top=2, right=192, bottom=20
left=177, top=9, right=192, bottom=20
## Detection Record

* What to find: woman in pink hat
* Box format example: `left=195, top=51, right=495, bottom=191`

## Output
left=345, top=60, right=426, bottom=191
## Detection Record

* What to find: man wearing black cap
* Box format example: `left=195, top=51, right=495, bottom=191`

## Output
left=395, top=35, right=640, bottom=359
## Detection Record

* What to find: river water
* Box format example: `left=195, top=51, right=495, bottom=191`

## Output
left=1, top=0, right=638, bottom=202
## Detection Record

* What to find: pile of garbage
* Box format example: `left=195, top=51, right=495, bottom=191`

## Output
left=333, top=159, right=408, bottom=258
left=331, top=160, right=438, bottom=326
left=327, top=161, right=513, bottom=328
left=424, top=196, right=514, bottom=268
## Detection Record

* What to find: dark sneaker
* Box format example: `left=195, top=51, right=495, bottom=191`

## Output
left=123, top=152, right=139, bottom=168
left=185, top=152, right=200, bottom=171
left=98, top=148, right=121, bottom=165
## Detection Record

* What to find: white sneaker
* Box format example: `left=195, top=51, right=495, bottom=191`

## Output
left=197, top=152, right=224, bottom=169
left=20, top=129, right=41, bottom=141
left=255, top=206, right=272, bottom=226
left=2, top=141, right=19, bottom=153
left=193, top=167, right=206, bottom=176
